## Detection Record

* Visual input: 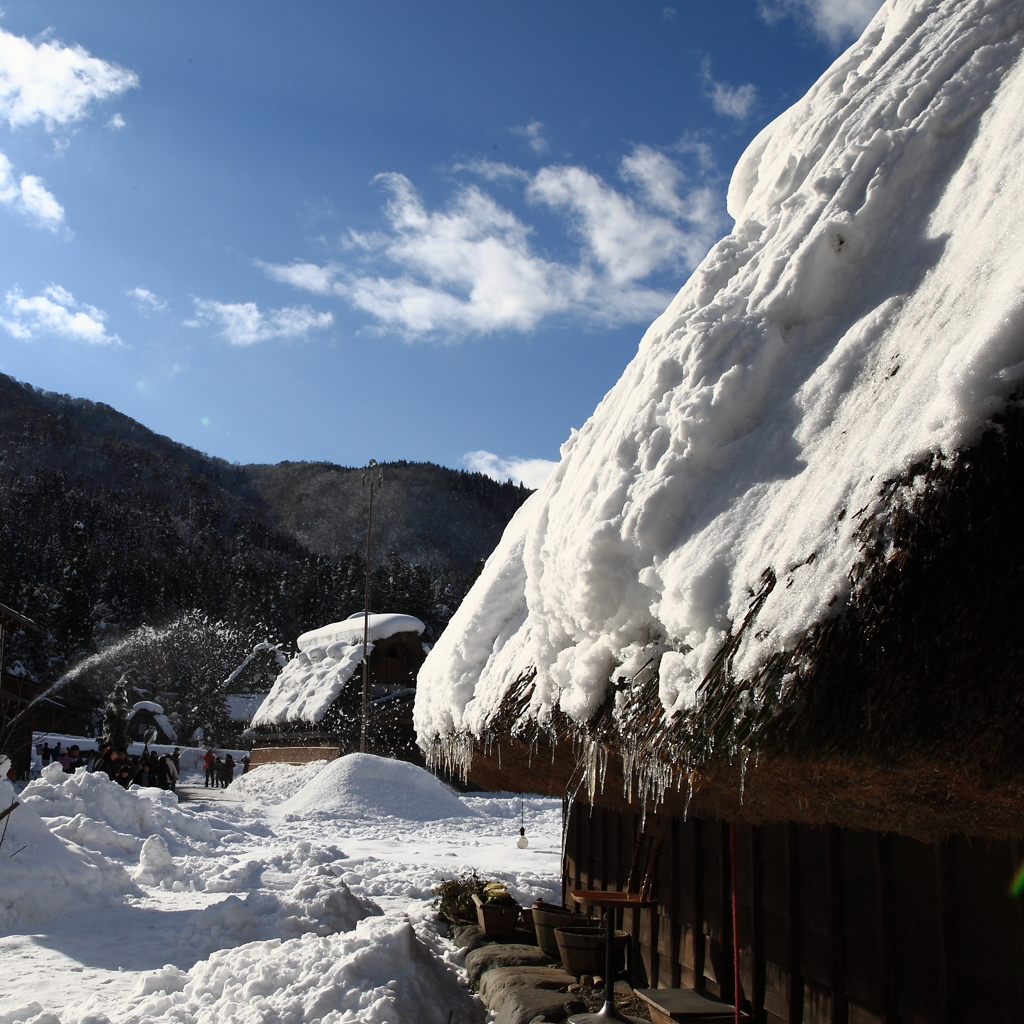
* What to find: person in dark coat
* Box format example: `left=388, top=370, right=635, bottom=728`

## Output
left=41, top=742, right=51, bottom=766
left=222, top=753, right=235, bottom=788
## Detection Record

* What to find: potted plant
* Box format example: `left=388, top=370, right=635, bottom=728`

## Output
left=472, top=882, right=521, bottom=937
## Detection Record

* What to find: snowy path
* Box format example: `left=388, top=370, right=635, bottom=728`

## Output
left=0, top=756, right=563, bottom=1024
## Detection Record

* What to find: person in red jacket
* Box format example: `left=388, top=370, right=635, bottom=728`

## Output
left=202, top=749, right=216, bottom=788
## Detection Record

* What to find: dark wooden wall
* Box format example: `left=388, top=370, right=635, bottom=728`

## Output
left=563, top=802, right=1024, bottom=1024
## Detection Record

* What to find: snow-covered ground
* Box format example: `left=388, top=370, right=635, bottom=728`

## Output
left=0, top=754, right=562, bottom=1024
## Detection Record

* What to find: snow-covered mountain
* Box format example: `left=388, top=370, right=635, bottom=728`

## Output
left=416, top=0, right=1024, bottom=749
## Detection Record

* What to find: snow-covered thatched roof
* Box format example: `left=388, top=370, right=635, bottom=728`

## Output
left=415, top=0, right=1024, bottom=838
left=252, top=615, right=425, bottom=729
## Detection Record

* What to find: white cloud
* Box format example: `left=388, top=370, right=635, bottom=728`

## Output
left=464, top=450, right=557, bottom=489
left=0, top=25, right=138, bottom=130
left=511, top=121, right=548, bottom=154
left=188, top=298, right=334, bottom=346
left=759, top=0, right=884, bottom=46
left=127, top=286, right=168, bottom=313
left=258, top=145, right=726, bottom=340
left=106, top=112, right=126, bottom=130
left=699, top=58, right=757, bottom=121
left=256, top=260, right=338, bottom=295
left=2, top=284, right=120, bottom=345
left=0, top=152, right=65, bottom=229
left=662, top=7, right=678, bottom=20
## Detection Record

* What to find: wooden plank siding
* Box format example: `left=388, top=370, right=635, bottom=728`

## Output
left=562, top=801, right=1024, bottom=1024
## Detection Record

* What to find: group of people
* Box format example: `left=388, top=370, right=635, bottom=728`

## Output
left=35, top=740, right=249, bottom=789
left=88, top=744, right=182, bottom=790
left=201, top=750, right=243, bottom=787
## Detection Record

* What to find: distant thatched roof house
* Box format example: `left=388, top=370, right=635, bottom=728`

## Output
left=251, top=613, right=426, bottom=765
left=414, top=2, right=1024, bottom=1020
left=127, top=701, right=177, bottom=745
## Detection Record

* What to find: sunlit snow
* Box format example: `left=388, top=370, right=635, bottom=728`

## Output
left=416, top=0, right=1024, bottom=744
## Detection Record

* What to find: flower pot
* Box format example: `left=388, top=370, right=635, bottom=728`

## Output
left=472, top=893, right=521, bottom=937
left=554, top=925, right=627, bottom=978
left=532, top=903, right=577, bottom=958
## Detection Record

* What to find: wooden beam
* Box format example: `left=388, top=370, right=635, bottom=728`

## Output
left=876, top=833, right=896, bottom=1024
left=694, top=818, right=706, bottom=991
left=934, top=839, right=956, bottom=1024
left=787, top=822, right=804, bottom=1024
left=827, top=824, right=847, bottom=1024
left=721, top=821, right=736, bottom=1008
left=751, top=825, right=766, bottom=1024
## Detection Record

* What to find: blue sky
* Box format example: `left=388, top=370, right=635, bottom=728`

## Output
left=0, top=0, right=882, bottom=485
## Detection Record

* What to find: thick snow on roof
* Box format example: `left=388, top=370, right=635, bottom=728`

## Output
left=416, top=0, right=1024, bottom=745
left=225, top=693, right=268, bottom=723
left=254, top=613, right=425, bottom=728
left=297, top=614, right=425, bottom=652
left=251, top=641, right=367, bottom=727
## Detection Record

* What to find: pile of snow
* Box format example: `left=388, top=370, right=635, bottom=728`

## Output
left=108, top=917, right=482, bottom=1024
left=278, top=753, right=474, bottom=822
left=175, top=868, right=382, bottom=957
left=229, top=759, right=329, bottom=804
left=20, top=763, right=232, bottom=863
left=416, top=0, right=1024, bottom=742
left=0, top=776, right=136, bottom=930
left=298, top=613, right=425, bottom=651
left=252, top=614, right=424, bottom=728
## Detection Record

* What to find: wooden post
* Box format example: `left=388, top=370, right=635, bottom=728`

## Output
left=876, top=833, right=896, bottom=1024
left=694, top=818, right=706, bottom=991
left=935, top=839, right=956, bottom=1024
left=787, top=823, right=804, bottom=1024
left=827, top=824, right=847, bottom=1024
left=751, top=826, right=766, bottom=1024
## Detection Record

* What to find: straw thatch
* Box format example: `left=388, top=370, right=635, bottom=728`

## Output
left=425, top=397, right=1024, bottom=838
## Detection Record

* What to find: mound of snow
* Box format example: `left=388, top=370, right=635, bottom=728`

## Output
left=416, top=0, right=1024, bottom=740
left=229, top=759, right=329, bottom=804
left=115, top=916, right=482, bottom=1024
left=20, top=763, right=232, bottom=862
left=0, top=778, right=136, bottom=930
left=175, top=869, right=382, bottom=958
left=278, top=754, right=473, bottom=822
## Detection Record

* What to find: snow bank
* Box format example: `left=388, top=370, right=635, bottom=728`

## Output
left=229, top=759, right=329, bottom=804
left=279, top=753, right=474, bottom=822
left=109, top=916, right=482, bottom=1024
left=175, top=868, right=382, bottom=957
left=298, top=613, right=425, bottom=651
left=22, top=763, right=219, bottom=855
left=0, top=778, right=136, bottom=930
left=416, top=0, right=1024, bottom=743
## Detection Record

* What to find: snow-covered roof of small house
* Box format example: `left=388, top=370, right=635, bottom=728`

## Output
left=297, top=614, right=424, bottom=652
left=415, top=0, right=1024, bottom=795
left=252, top=614, right=425, bottom=729
left=127, top=701, right=176, bottom=743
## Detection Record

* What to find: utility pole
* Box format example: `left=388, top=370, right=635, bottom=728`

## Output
left=360, top=460, right=383, bottom=754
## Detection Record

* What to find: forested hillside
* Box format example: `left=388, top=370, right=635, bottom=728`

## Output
left=0, top=373, right=530, bottom=730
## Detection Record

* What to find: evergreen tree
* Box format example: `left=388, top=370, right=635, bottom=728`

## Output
left=101, top=674, right=131, bottom=749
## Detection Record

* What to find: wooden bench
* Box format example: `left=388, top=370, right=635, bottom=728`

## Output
left=634, top=989, right=750, bottom=1024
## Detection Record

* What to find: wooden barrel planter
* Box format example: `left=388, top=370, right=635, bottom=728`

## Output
left=531, top=902, right=577, bottom=958
left=471, top=893, right=521, bottom=937
left=555, top=925, right=627, bottom=978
